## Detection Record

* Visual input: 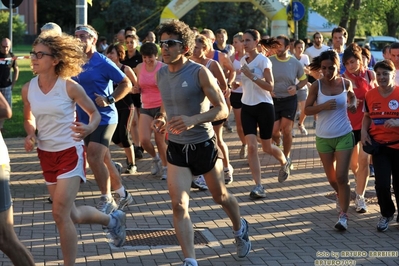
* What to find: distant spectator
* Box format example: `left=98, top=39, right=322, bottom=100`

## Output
left=363, top=44, right=376, bottom=68
left=382, top=44, right=391, bottom=60
left=40, top=22, right=62, bottom=36
left=97, top=36, right=109, bottom=54
left=389, top=42, right=399, bottom=86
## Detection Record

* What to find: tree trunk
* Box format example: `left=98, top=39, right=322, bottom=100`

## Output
left=385, top=10, right=399, bottom=37
left=339, top=0, right=354, bottom=29
left=347, top=0, right=361, bottom=44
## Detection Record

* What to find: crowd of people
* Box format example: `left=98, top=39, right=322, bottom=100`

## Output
left=1, top=20, right=399, bottom=266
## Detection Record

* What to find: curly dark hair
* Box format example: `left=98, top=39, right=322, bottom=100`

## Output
left=157, top=20, right=194, bottom=57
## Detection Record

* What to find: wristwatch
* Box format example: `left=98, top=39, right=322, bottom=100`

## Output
left=252, top=76, right=258, bottom=81
left=106, top=95, right=115, bottom=104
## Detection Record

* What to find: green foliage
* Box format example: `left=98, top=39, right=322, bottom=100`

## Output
left=0, top=11, right=26, bottom=44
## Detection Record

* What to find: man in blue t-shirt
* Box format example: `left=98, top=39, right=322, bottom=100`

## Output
left=73, top=25, right=133, bottom=214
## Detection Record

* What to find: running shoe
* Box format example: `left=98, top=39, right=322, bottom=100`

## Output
left=108, top=210, right=126, bottom=247
left=113, top=161, right=123, bottom=176
left=161, top=167, right=167, bottom=180
left=150, top=157, right=162, bottom=175
left=234, top=218, right=251, bottom=258
left=239, top=144, right=248, bottom=159
left=224, top=164, right=234, bottom=184
left=191, top=175, right=208, bottom=190
left=113, top=191, right=133, bottom=211
left=278, top=159, right=291, bottom=183
left=354, top=194, right=367, bottom=213
left=377, top=215, right=393, bottom=232
left=298, top=124, right=308, bottom=135
left=334, top=212, right=348, bottom=231
left=125, top=163, right=137, bottom=174
left=97, top=195, right=118, bottom=214
left=249, top=184, right=266, bottom=199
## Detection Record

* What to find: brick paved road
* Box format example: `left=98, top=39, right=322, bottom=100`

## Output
left=1, top=119, right=398, bottom=266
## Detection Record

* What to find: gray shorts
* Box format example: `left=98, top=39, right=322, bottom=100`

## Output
left=0, top=163, right=12, bottom=212
left=297, top=88, right=308, bottom=102
left=140, top=106, right=161, bottom=118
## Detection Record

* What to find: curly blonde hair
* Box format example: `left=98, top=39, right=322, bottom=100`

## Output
left=32, top=32, right=87, bottom=78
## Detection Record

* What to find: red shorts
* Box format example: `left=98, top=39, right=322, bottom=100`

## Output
left=37, top=145, right=86, bottom=185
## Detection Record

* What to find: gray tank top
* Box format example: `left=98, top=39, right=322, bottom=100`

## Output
left=157, top=60, right=213, bottom=144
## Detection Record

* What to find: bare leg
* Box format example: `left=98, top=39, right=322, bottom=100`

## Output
left=86, top=142, right=110, bottom=195
left=213, top=123, right=230, bottom=168
left=0, top=207, right=35, bottom=266
left=245, top=134, right=262, bottom=185
left=139, top=114, right=157, bottom=158
left=280, top=117, right=294, bottom=158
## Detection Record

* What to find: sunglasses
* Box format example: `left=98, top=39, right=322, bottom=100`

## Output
left=30, top=51, right=54, bottom=59
left=159, top=39, right=183, bottom=48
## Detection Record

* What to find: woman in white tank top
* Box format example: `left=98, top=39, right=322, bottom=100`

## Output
left=305, top=50, right=357, bottom=231
left=21, top=33, right=127, bottom=265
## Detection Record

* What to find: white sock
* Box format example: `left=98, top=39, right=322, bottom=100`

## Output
left=102, top=194, right=113, bottom=201
left=183, top=258, right=198, bottom=266
left=224, top=167, right=229, bottom=172
left=107, top=214, right=117, bottom=228
left=233, top=219, right=245, bottom=237
left=114, top=186, right=125, bottom=198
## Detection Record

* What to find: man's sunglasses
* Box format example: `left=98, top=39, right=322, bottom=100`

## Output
left=159, top=39, right=183, bottom=48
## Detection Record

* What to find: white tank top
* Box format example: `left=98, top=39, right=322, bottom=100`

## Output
left=316, top=78, right=352, bottom=138
left=28, top=76, right=82, bottom=151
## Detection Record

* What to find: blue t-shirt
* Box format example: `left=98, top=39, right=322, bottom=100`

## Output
left=338, top=52, right=346, bottom=75
left=73, top=52, right=125, bottom=125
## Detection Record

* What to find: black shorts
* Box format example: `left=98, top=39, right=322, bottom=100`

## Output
left=166, top=135, right=222, bottom=176
left=131, top=93, right=142, bottom=109
left=241, top=102, right=275, bottom=140
left=230, top=92, right=243, bottom=109
left=84, top=124, right=117, bottom=147
left=353, top=129, right=361, bottom=144
left=273, top=95, right=298, bottom=121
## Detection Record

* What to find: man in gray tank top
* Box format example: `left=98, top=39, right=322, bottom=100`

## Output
left=154, top=20, right=251, bottom=266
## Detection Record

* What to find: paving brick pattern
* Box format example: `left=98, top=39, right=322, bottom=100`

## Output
left=1, top=119, right=399, bottom=266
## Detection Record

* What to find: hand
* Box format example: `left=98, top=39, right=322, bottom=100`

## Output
left=223, top=88, right=231, bottom=98
left=70, top=121, right=90, bottom=141
left=167, top=115, right=195, bottom=135
left=287, top=85, right=297, bottom=96
left=24, top=135, right=35, bottom=152
left=240, top=64, right=253, bottom=78
left=361, top=130, right=372, bottom=146
left=132, top=86, right=141, bottom=94
left=324, top=99, right=337, bottom=110
left=347, top=103, right=357, bottom=114
left=384, top=118, right=399, bottom=128
left=94, top=93, right=108, bottom=107
left=152, top=117, right=166, bottom=134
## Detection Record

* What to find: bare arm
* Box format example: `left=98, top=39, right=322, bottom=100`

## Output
left=210, top=60, right=227, bottom=91
left=12, top=64, right=19, bottom=87
left=304, top=81, right=336, bottom=115
left=0, top=92, right=11, bottom=119
left=22, top=82, right=36, bottom=151
left=66, top=80, right=101, bottom=141
left=346, top=80, right=357, bottom=113
left=94, top=76, right=132, bottom=107
left=361, top=111, right=372, bottom=146
left=123, top=65, right=139, bottom=91
left=241, top=64, right=274, bottom=92
left=221, top=53, right=236, bottom=86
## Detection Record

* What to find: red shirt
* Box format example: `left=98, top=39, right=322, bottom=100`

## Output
left=364, top=87, right=399, bottom=149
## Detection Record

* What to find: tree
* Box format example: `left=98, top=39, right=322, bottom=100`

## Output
left=0, top=12, right=26, bottom=44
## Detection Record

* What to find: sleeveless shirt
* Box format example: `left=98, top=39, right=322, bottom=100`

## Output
left=28, top=76, right=81, bottom=151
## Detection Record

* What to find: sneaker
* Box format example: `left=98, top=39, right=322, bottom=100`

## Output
left=295, top=111, right=300, bottom=121
left=191, top=175, right=208, bottom=190
left=97, top=195, right=118, bottom=214
left=134, top=146, right=143, bottom=160
left=161, top=167, right=167, bottom=180
left=113, top=161, right=123, bottom=176
left=223, top=121, right=234, bottom=133
left=298, top=124, right=308, bottom=135
left=335, top=212, right=348, bottom=231
left=278, top=159, right=290, bottom=183
left=291, top=128, right=296, bottom=138
left=108, top=210, right=127, bottom=247
left=150, top=158, right=162, bottom=175
left=239, top=144, right=248, bottom=159
left=249, top=184, right=266, bottom=199
left=125, top=163, right=137, bottom=174
left=182, top=259, right=198, bottom=266
left=113, top=191, right=133, bottom=211
left=377, top=215, right=393, bottom=232
left=369, top=164, right=375, bottom=177
left=234, top=218, right=251, bottom=258
left=354, top=194, right=367, bottom=213
left=224, top=164, right=234, bottom=184
left=335, top=194, right=341, bottom=213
